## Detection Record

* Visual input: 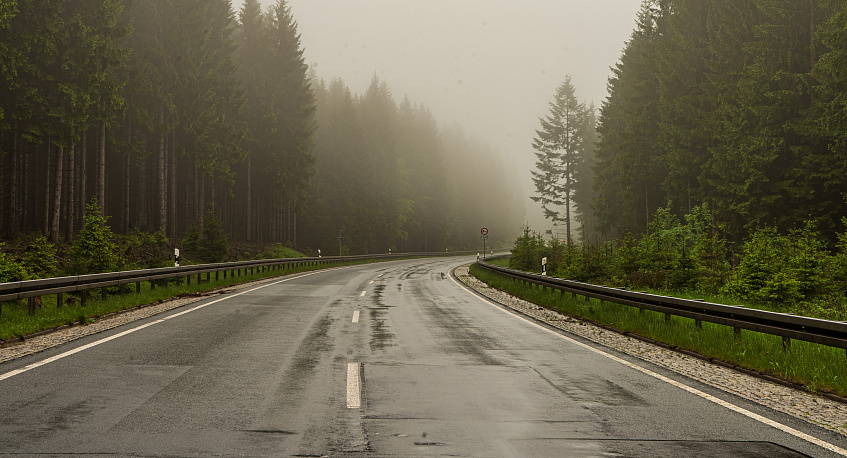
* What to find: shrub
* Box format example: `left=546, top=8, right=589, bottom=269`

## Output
left=509, top=225, right=547, bottom=272
left=721, top=227, right=804, bottom=304
left=21, top=236, right=58, bottom=279
left=0, top=244, right=29, bottom=283
left=70, top=199, right=122, bottom=274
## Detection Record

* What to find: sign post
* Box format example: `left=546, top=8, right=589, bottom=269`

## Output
left=481, top=227, right=489, bottom=259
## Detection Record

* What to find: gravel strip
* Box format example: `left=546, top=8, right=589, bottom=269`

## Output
left=455, top=265, right=847, bottom=437
left=0, top=275, right=282, bottom=365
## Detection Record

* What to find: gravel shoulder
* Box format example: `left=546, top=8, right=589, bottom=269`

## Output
left=454, top=264, right=847, bottom=438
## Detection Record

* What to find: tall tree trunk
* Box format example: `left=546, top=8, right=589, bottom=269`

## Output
left=139, top=147, right=147, bottom=231
left=66, top=143, right=76, bottom=242
left=124, top=121, right=132, bottom=233
left=50, top=146, right=64, bottom=243
left=8, top=122, right=20, bottom=237
left=43, top=140, right=51, bottom=237
left=99, top=113, right=106, bottom=215
left=169, top=130, right=177, bottom=239
left=246, top=155, right=252, bottom=242
left=192, top=163, right=199, bottom=228
left=198, top=169, right=205, bottom=231
left=80, top=130, right=87, bottom=224
left=158, top=107, right=167, bottom=232
left=22, top=142, right=29, bottom=230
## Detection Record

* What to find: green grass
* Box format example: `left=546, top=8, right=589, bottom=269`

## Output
left=0, top=259, right=375, bottom=342
left=469, top=263, right=847, bottom=398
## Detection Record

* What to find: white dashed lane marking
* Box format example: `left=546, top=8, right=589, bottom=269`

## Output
left=347, top=362, right=361, bottom=408
left=360, top=291, right=366, bottom=297
left=352, top=311, right=360, bottom=323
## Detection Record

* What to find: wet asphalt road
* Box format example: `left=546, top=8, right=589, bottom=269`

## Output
left=0, top=256, right=845, bottom=457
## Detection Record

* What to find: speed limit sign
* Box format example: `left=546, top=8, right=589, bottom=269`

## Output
left=481, top=227, right=488, bottom=236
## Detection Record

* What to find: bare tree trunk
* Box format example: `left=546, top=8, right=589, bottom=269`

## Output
left=198, top=169, right=205, bottom=231
left=8, top=122, right=20, bottom=237
left=43, top=140, right=51, bottom=237
left=193, top=163, right=199, bottom=228
left=169, top=130, right=176, bottom=239
left=124, top=121, right=132, bottom=232
left=99, top=112, right=106, bottom=215
left=80, top=130, right=87, bottom=224
left=246, top=155, right=252, bottom=242
left=139, top=148, right=147, bottom=231
left=158, top=107, right=167, bottom=232
left=49, top=146, right=64, bottom=243
left=66, top=143, right=76, bottom=242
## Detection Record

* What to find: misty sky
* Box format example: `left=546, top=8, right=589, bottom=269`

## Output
left=236, top=0, right=644, bottom=230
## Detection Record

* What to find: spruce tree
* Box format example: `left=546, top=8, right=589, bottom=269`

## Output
left=531, top=76, right=588, bottom=244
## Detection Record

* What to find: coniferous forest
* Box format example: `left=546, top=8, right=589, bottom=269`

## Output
left=589, top=0, right=847, bottom=244
left=0, top=0, right=525, bottom=266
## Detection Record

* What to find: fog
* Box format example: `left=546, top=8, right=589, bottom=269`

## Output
left=237, top=0, right=643, bottom=231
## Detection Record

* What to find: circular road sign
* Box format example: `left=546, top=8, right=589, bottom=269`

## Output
left=481, top=227, right=489, bottom=236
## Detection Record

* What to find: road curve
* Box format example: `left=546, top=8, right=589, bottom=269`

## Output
left=0, top=256, right=844, bottom=457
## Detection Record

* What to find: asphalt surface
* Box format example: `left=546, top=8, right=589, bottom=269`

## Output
left=0, top=256, right=845, bottom=457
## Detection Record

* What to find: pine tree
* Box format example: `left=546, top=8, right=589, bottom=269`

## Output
left=531, top=76, right=588, bottom=244
left=594, top=1, right=665, bottom=237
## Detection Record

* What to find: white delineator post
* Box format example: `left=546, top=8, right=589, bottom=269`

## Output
left=541, top=257, right=547, bottom=276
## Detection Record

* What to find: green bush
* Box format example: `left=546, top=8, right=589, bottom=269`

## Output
left=70, top=199, right=122, bottom=275
left=0, top=243, right=29, bottom=282
left=721, top=227, right=806, bottom=305
left=509, top=225, right=547, bottom=272
left=21, top=236, right=58, bottom=279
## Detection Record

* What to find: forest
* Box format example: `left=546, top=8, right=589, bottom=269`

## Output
left=586, top=0, right=847, bottom=245
left=0, top=0, right=524, bottom=268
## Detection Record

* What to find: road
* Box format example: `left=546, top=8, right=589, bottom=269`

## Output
left=0, top=256, right=845, bottom=457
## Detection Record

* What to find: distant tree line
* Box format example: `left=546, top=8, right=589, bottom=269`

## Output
left=591, top=0, right=847, bottom=244
left=301, top=76, right=525, bottom=254
left=0, top=0, right=523, bottom=254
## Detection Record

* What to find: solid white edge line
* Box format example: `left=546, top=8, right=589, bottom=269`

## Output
left=352, top=310, right=360, bottom=323
left=0, top=268, right=339, bottom=383
left=449, top=266, right=847, bottom=457
left=347, top=362, right=361, bottom=408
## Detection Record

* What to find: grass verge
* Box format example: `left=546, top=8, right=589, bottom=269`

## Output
left=469, top=263, right=847, bottom=398
left=0, top=260, right=378, bottom=342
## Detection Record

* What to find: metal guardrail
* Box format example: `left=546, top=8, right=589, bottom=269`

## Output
left=0, top=251, right=478, bottom=311
left=477, top=259, right=847, bottom=354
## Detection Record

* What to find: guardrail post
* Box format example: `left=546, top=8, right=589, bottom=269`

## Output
left=119, top=283, right=125, bottom=295
left=136, top=281, right=141, bottom=293
left=782, top=336, right=791, bottom=350
left=665, top=313, right=671, bottom=322
left=216, top=271, right=219, bottom=281
left=150, top=279, right=155, bottom=290
left=187, top=274, right=191, bottom=286
left=81, top=290, right=87, bottom=307
left=28, top=297, right=35, bottom=315
left=101, top=287, right=107, bottom=301
left=734, top=327, right=741, bottom=336
left=57, top=292, right=63, bottom=308
left=695, top=319, right=702, bottom=328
